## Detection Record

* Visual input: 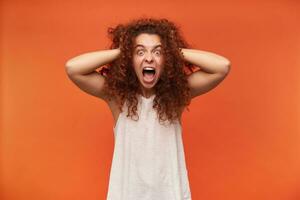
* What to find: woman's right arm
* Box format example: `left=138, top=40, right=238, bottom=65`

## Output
left=65, top=48, right=120, bottom=75
left=65, top=48, right=120, bottom=101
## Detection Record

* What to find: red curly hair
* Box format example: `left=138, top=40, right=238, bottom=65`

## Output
left=100, top=17, right=197, bottom=125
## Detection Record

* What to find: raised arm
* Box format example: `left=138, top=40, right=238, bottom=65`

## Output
left=180, top=48, right=231, bottom=98
left=65, top=48, right=120, bottom=101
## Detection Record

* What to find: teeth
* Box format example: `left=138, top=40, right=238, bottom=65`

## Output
left=144, top=67, right=155, bottom=70
left=143, top=67, right=156, bottom=77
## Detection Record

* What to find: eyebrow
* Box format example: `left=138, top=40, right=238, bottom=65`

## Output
left=134, top=44, right=162, bottom=49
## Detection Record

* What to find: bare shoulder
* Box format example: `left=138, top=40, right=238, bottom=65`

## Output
left=65, top=68, right=121, bottom=126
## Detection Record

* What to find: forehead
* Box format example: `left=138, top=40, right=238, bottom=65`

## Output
left=133, top=33, right=162, bottom=47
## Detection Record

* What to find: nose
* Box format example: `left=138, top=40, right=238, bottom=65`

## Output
left=145, top=52, right=153, bottom=63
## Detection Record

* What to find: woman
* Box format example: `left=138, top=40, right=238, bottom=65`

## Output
left=65, top=17, right=230, bottom=200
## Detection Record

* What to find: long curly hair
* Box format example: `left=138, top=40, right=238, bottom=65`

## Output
left=100, top=17, right=197, bottom=125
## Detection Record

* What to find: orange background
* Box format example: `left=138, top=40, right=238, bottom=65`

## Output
left=1, top=0, right=300, bottom=199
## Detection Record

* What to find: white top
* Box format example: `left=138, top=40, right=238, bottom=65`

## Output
left=106, top=94, right=192, bottom=200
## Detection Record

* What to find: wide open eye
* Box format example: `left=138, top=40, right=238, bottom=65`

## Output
left=154, top=50, right=161, bottom=56
left=137, top=50, right=144, bottom=56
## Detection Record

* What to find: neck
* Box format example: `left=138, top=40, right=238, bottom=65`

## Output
left=139, top=88, right=155, bottom=98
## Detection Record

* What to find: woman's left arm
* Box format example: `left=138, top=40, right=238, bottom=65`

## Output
left=180, top=48, right=231, bottom=98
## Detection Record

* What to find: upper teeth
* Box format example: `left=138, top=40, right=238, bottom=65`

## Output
left=144, top=67, right=155, bottom=70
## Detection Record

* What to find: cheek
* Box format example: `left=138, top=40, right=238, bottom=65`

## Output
left=156, top=56, right=164, bottom=64
left=132, top=57, right=138, bottom=67
left=132, top=60, right=141, bottom=74
left=133, top=56, right=142, bottom=65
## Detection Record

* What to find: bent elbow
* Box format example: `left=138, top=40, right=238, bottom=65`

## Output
left=222, top=60, right=231, bottom=75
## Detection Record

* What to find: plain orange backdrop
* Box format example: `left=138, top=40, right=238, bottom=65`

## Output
left=1, top=0, right=299, bottom=199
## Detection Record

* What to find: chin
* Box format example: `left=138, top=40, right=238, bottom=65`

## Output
left=141, top=82, right=156, bottom=89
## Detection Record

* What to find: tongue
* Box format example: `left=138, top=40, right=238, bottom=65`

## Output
left=143, top=72, right=155, bottom=82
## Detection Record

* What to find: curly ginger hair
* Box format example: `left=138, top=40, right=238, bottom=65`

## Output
left=100, top=17, right=197, bottom=125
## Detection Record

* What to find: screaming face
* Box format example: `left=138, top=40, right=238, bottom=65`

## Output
left=132, top=33, right=164, bottom=96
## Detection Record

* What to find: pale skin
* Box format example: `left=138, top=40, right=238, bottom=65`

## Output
left=132, top=33, right=164, bottom=98
left=65, top=33, right=231, bottom=126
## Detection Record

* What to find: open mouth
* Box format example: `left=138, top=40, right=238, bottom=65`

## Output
left=142, top=67, right=156, bottom=83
